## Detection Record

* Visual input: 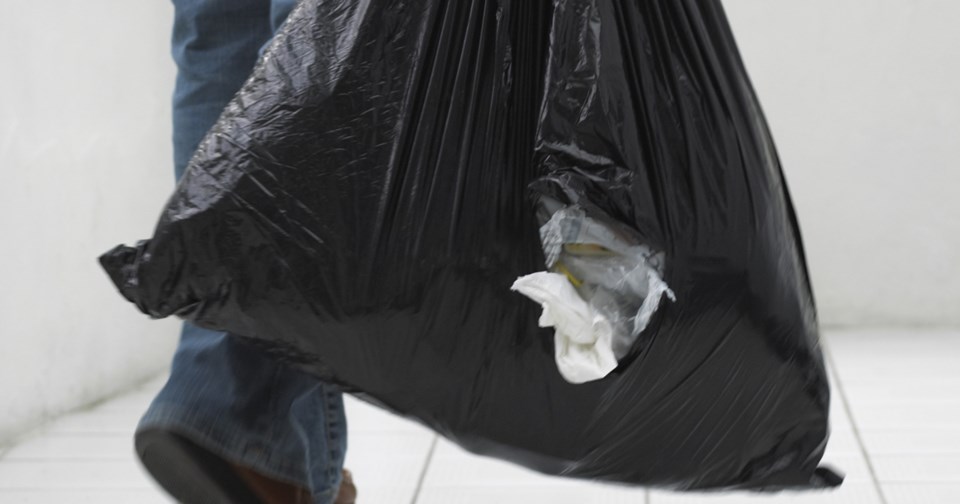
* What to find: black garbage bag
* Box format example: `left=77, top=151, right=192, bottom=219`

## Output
left=101, top=0, right=842, bottom=491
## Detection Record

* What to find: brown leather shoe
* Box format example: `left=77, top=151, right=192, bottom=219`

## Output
left=137, top=428, right=357, bottom=504
left=136, top=428, right=263, bottom=504
left=231, top=463, right=312, bottom=504
left=335, top=469, right=358, bottom=504
left=233, top=465, right=357, bottom=504
left=235, top=466, right=357, bottom=504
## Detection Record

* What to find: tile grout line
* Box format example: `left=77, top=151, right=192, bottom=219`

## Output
left=645, top=487, right=651, bottom=504
left=408, top=434, right=439, bottom=504
left=823, top=341, right=889, bottom=504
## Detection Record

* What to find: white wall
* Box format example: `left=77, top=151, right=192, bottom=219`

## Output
left=724, top=0, right=960, bottom=327
left=0, top=2, right=179, bottom=441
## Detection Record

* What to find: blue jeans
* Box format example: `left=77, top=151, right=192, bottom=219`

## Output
left=138, top=1, right=348, bottom=502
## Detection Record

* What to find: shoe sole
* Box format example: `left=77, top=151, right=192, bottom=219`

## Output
left=135, top=428, right=263, bottom=504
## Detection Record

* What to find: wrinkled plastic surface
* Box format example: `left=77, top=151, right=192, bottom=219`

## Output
left=537, top=204, right=675, bottom=360
left=101, top=0, right=842, bottom=491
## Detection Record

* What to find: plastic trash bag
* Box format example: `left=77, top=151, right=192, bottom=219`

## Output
left=101, top=0, right=842, bottom=491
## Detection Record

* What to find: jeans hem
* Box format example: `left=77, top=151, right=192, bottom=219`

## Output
left=137, top=402, right=342, bottom=503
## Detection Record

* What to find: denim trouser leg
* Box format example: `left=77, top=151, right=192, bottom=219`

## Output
left=170, top=0, right=296, bottom=178
left=139, top=1, right=347, bottom=502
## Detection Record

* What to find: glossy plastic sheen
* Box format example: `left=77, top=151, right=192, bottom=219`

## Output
left=101, top=0, right=842, bottom=490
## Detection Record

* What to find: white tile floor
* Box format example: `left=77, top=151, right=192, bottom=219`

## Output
left=0, top=330, right=957, bottom=503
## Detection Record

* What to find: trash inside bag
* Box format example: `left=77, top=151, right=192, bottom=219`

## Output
left=101, top=0, right=843, bottom=491
left=513, top=204, right=676, bottom=383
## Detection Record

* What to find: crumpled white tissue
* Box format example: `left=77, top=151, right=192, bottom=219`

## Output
left=511, top=272, right=618, bottom=384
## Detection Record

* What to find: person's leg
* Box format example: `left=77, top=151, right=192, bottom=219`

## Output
left=138, top=1, right=349, bottom=502
left=140, top=328, right=348, bottom=500
left=170, top=0, right=271, bottom=179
